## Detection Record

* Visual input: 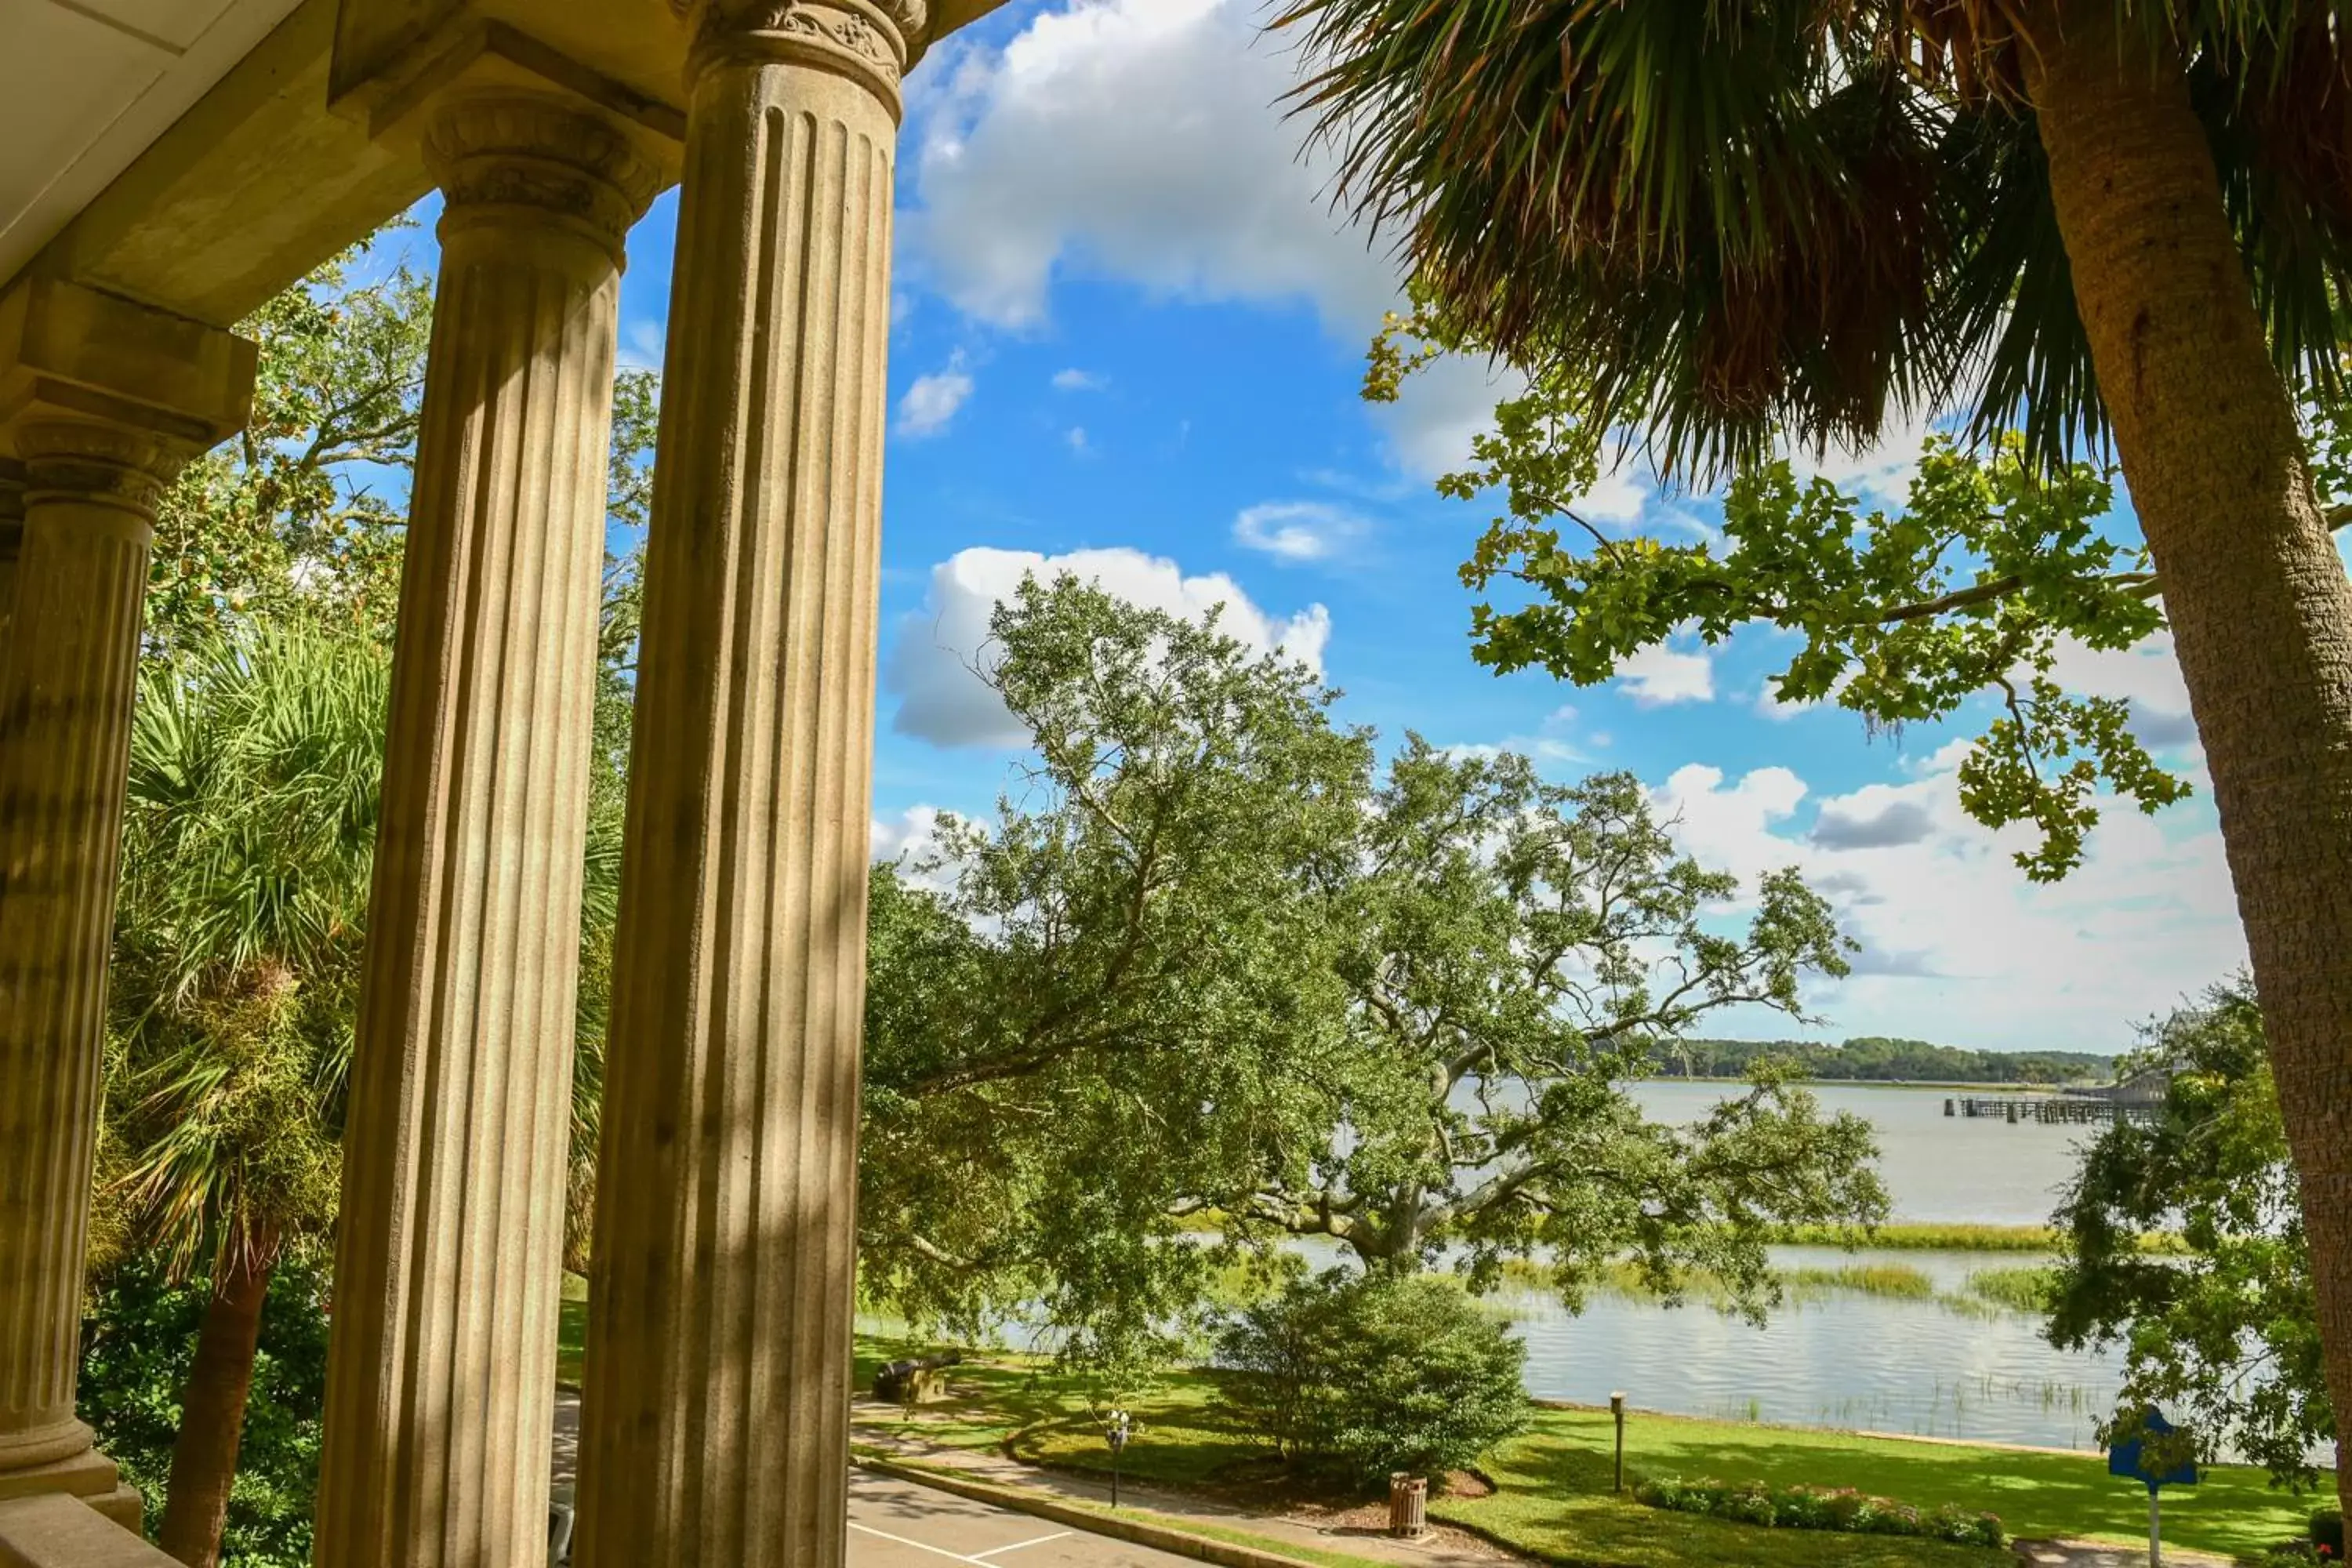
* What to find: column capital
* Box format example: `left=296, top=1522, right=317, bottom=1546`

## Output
left=425, top=91, right=670, bottom=268
left=678, top=0, right=927, bottom=114
left=15, top=419, right=194, bottom=522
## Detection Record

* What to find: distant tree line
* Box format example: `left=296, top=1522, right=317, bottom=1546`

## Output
left=1650, top=1038, right=2113, bottom=1086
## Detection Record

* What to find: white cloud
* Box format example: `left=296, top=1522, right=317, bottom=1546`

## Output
left=872, top=806, right=967, bottom=898
left=1617, top=644, right=1717, bottom=706
left=1439, top=703, right=1588, bottom=770
left=1053, top=368, right=1107, bottom=391
left=2047, top=632, right=2198, bottom=751
left=1782, top=406, right=1939, bottom=506
left=1065, top=426, right=1091, bottom=453
left=899, top=0, right=1553, bottom=485
left=1755, top=685, right=1820, bottom=721
left=872, top=805, right=947, bottom=865
left=1573, top=467, right=1650, bottom=526
left=898, top=353, right=976, bottom=437
left=621, top=319, right=666, bottom=372
left=1811, top=787, right=1936, bottom=850
left=1652, top=752, right=2241, bottom=1050
left=902, top=0, right=1393, bottom=332
left=885, top=545, right=1333, bottom=748
left=1232, top=501, right=1367, bottom=563
left=1755, top=665, right=1851, bottom=722
left=1376, top=352, right=1523, bottom=477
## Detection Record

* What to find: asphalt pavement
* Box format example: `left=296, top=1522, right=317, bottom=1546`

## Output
left=845, top=1469, right=1203, bottom=1568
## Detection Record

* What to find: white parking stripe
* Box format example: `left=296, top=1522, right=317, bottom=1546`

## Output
left=848, top=1521, right=1000, bottom=1566
left=974, top=1531, right=1073, bottom=1558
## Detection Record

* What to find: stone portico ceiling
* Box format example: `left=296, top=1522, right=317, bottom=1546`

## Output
left=0, top=0, right=308, bottom=296
left=1, top=0, right=1012, bottom=327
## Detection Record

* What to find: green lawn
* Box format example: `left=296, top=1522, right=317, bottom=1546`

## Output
left=1467, top=1406, right=2319, bottom=1566
left=850, top=1339, right=2325, bottom=1566
left=860, top=1354, right=2009, bottom=1567
left=557, top=1272, right=589, bottom=1388
left=554, top=1310, right=2326, bottom=1566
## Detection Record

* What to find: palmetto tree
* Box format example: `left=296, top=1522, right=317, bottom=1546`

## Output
left=105, top=620, right=631, bottom=1567
left=1279, top=0, right=2352, bottom=1491
left=105, top=624, right=387, bottom=1566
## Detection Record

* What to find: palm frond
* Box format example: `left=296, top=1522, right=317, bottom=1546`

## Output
left=107, top=622, right=389, bottom=1275
left=1276, top=0, right=2352, bottom=481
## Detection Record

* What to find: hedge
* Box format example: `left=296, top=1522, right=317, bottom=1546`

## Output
left=1633, top=1475, right=2004, bottom=1548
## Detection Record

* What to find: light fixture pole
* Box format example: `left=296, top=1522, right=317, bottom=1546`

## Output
left=1107, top=1410, right=1132, bottom=1508
left=1610, top=1392, right=1628, bottom=1494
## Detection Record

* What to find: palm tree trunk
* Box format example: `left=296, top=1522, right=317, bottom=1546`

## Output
left=157, top=1239, right=276, bottom=1567
left=2024, top=0, right=2352, bottom=1501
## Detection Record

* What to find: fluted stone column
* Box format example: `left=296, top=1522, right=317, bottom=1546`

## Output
left=0, top=462, right=24, bottom=655
left=312, top=91, right=661, bottom=1568
left=0, top=418, right=192, bottom=1526
left=573, top=5, right=910, bottom=1564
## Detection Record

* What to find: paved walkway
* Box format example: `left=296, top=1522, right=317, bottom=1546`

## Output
left=550, top=1392, right=1515, bottom=1566
left=550, top=1396, right=1207, bottom=1566
left=848, top=1402, right=1515, bottom=1568
left=2012, top=1539, right=2236, bottom=1566
left=848, top=1468, right=1203, bottom=1568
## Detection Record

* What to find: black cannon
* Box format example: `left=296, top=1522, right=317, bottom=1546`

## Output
left=873, top=1350, right=964, bottom=1403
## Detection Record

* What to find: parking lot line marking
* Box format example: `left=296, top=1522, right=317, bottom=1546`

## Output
left=974, top=1531, right=1074, bottom=1558
left=848, top=1521, right=1000, bottom=1566
left=851, top=1523, right=997, bottom=1561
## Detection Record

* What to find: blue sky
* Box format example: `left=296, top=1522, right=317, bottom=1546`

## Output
left=388, top=0, right=2244, bottom=1053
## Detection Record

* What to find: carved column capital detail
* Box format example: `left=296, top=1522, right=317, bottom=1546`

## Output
left=425, top=93, right=668, bottom=264
left=678, top=0, right=924, bottom=109
left=17, top=420, right=192, bottom=519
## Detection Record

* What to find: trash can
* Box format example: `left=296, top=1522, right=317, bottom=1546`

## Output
left=1388, top=1473, right=1428, bottom=1538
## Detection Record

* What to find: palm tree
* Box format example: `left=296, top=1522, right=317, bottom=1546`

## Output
left=105, top=624, right=387, bottom=1567
left=1279, top=0, right=2352, bottom=1493
left=103, top=614, right=632, bottom=1566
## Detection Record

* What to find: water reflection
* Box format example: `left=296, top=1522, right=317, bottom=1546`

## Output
left=1578, top=1082, right=2120, bottom=1448
left=1504, top=1246, right=2116, bottom=1451
left=1630, top=1079, right=2097, bottom=1226
left=869, top=1083, right=2139, bottom=1451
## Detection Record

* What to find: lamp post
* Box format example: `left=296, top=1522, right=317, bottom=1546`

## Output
left=1106, top=1410, right=1132, bottom=1508
left=1610, top=1392, right=1628, bottom=1494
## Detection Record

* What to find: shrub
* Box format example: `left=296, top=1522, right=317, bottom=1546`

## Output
left=80, top=1254, right=331, bottom=1568
left=1634, top=1475, right=2002, bottom=1548
left=1214, top=1268, right=1528, bottom=1487
left=2314, top=1508, right=2344, bottom=1553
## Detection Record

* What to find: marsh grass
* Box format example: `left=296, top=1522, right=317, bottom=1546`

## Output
left=1773, top=1223, right=2185, bottom=1255
left=1784, top=1265, right=1940, bottom=1301
left=1963, top=1268, right=2060, bottom=1314
left=1500, top=1258, right=1951, bottom=1309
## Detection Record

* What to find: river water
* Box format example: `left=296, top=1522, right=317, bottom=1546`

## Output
left=1512, top=1080, right=2121, bottom=1450
left=868, top=1082, right=2140, bottom=1451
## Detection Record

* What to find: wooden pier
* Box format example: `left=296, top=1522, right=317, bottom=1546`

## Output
left=1945, top=1095, right=2157, bottom=1126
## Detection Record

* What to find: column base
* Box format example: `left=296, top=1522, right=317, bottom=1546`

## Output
left=0, top=1492, right=176, bottom=1566
left=85, top=1487, right=144, bottom=1534
left=0, top=1449, right=143, bottom=1530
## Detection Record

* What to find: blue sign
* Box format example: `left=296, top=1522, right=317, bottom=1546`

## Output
left=2108, top=1409, right=2199, bottom=1493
